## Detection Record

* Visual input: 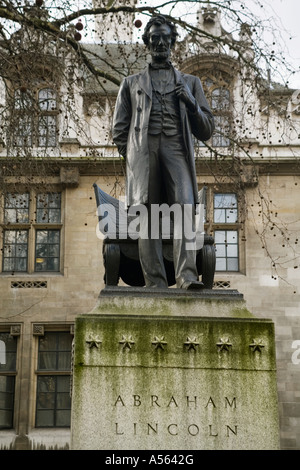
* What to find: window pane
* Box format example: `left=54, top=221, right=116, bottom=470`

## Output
left=36, top=375, right=71, bottom=428
left=212, top=116, right=230, bottom=147
left=226, top=230, right=238, bottom=243
left=49, top=244, right=59, bottom=257
left=0, top=376, right=15, bottom=429
left=211, top=87, right=230, bottom=110
left=48, top=231, right=60, bottom=243
left=48, top=209, right=60, bottom=223
left=16, top=230, right=28, bottom=243
left=48, top=194, right=61, bottom=208
left=3, top=244, right=16, bottom=258
left=57, top=333, right=72, bottom=351
left=227, top=258, right=239, bottom=271
left=35, top=410, right=54, bottom=428
left=38, top=115, right=57, bottom=147
left=36, top=244, right=47, bottom=257
left=214, top=208, right=226, bottom=223
left=57, top=353, right=71, bottom=371
left=38, top=89, right=57, bottom=111
left=226, top=209, right=238, bottom=223
left=214, top=230, right=225, bottom=244
left=215, top=229, right=239, bottom=272
left=203, top=78, right=214, bottom=89
left=214, top=193, right=237, bottom=209
left=4, top=193, right=29, bottom=223
left=56, top=410, right=71, bottom=427
left=3, top=230, right=28, bottom=272
left=215, top=244, right=226, bottom=257
left=56, top=376, right=70, bottom=393
left=35, top=230, right=60, bottom=272
left=36, top=193, right=61, bottom=223
left=227, top=244, right=238, bottom=257
left=36, top=230, right=48, bottom=243
left=38, top=352, right=57, bottom=370
left=15, top=258, right=27, bottom=271
left=214, top=194, right=238, bottom=223
left=39, top=334, right=57, bottom=351
left=3, top=259, right=14, bottom=271
left=38, top=332, right=72, bottom=371
left=14, top=89, right=33, bottom=110
left=0, top=334, right=17, bottom=371
left=14, top=115, right=33, bottom=147
left=216, top=257, right=226, bottom=271
left=4, top=209, right=16, bottom=223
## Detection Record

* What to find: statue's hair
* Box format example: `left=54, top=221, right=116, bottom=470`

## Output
left=142, top=15, right=178, bottom=48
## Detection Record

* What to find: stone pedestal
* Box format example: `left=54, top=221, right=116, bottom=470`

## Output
left=71, top=287, right=280, bottom=450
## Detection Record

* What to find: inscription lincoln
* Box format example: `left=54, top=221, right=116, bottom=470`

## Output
left=114, top=422, right=238, bottom=437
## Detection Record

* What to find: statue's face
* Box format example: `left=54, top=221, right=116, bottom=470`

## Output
left=148, top=23, right=172, bottom=60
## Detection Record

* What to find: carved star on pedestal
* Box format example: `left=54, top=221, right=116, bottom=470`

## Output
left=249, top=339, right=265, bottom=352
left=216, top=337, right=232, bottom=351
left=119, top=335, right=135, bottom=350
left=184, top=336, right=200, bottom=350
left=86, top=335, right=102, bottom=349
left=152, top=336, right=167, bottom=350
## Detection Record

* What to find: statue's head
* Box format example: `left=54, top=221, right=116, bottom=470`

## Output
left=142, top=15, right=178, bottom=61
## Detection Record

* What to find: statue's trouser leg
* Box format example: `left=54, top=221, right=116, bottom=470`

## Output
left=138, top=133, right=198, bottom=288
left=158, top=133, right=198, bottom=287
left=138, top=133, right=168, bottom=288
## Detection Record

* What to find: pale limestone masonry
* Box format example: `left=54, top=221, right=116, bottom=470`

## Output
left=71, top=293, right=280, bottom=450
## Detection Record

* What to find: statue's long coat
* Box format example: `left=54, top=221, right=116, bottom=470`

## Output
left=112, top=66, right=214, bottom=207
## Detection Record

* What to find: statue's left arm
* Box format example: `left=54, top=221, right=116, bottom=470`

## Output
left=175, top=76, right=214, bottom=142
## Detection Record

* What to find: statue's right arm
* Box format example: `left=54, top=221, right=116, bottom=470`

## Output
left=112, top=79, right=132, bottom=159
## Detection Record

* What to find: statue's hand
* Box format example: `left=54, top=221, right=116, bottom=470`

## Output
left=175, top=82, right=196, bottom=112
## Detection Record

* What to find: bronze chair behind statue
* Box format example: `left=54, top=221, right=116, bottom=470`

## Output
left=94, top=184, right=216, bottom=288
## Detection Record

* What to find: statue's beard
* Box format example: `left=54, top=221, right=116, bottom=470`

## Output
left=151, top=50, right=170, bottom=60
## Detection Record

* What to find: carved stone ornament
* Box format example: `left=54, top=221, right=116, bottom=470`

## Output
left=119, top=335, right=135, bottom=350
left=32, top=324, right=45, bottom=336
left=86, top=335, right=102, bottom=349
left=152, top=336, right=168, bottom=350
left=249, top=339, right=265, bottom=352
left=10, top=324, right=21, bottom=336
left=184, top=336, right=200, bottom=350
left=216, top=337, right=232, bottom=351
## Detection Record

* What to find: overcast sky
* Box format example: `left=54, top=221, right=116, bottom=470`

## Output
left=139, top=0, right=300, bottom=89
left=251, top=0, right=300, bottom=88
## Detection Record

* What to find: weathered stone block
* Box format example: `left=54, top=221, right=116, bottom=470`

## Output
left=71, top=289, right=280, bottom=450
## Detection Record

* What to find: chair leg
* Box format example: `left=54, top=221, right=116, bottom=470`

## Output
left=201, top=244, right=216, bottom=289
left=103, top=243, right=120, bottom=286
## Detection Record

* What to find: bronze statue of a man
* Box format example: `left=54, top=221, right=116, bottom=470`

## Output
left=112, top=15, right=214, bottom=289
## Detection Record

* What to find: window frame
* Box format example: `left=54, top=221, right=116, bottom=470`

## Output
left=204, top=186, right=245, bottom=274
left=34, top=329, right=73, bottom=429
left=0, top=189, right=64, bottom=275
left=0, top=329, right=19, bottom=430
left=200, top=75, right=233, bottom=148
left=9, top=86, right=59, bottom=149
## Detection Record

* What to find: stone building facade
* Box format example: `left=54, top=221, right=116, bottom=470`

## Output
left=0, top=7, right=299, bottom=449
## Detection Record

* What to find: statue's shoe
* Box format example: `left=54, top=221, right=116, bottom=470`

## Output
left=180, top=280, right=204, bottom=290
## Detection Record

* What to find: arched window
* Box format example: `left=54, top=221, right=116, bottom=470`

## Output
left=0, top=339, right=6, bottom=365
left=10, top=86, right=58, bottom=148
left=211, top=88, right=230, bottom=147
left=211, top=87, right=230, bottom=111
left=0, top=333, right=17, bottom=429
left=12, top=89, right=33, bottom=147
left=201, top=75, right=232, bottom=147
left=38, top=88, right=57, bottom=147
